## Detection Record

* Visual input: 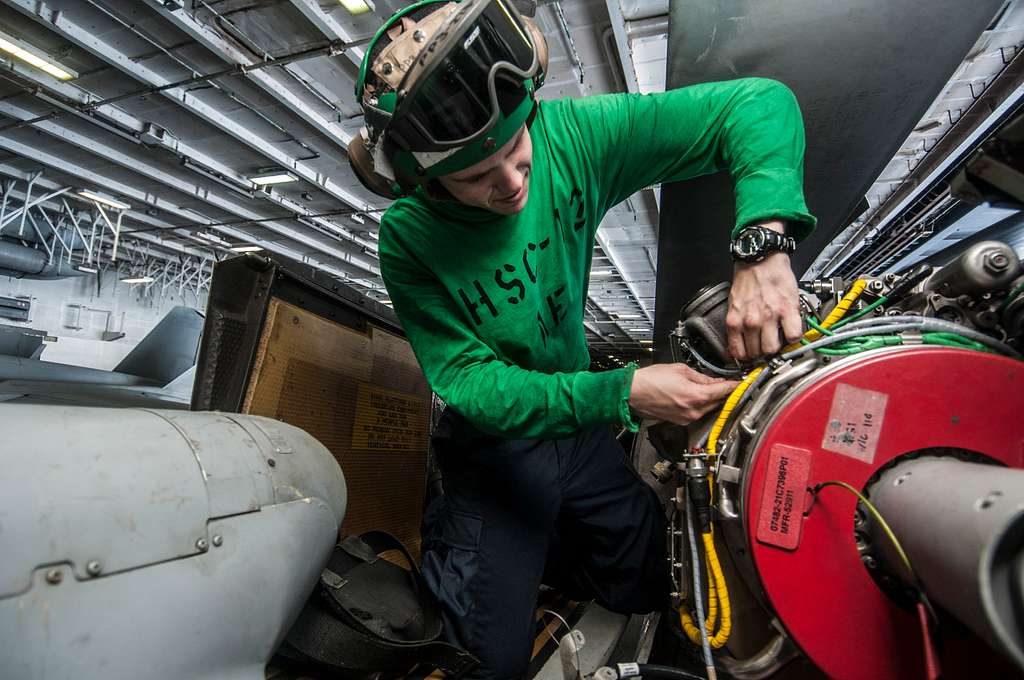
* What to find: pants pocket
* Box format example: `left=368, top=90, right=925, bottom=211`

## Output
left=422, top=505, right=483, bottom=620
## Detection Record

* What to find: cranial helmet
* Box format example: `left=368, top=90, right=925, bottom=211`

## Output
left=348, top=0, right=548, bottom=198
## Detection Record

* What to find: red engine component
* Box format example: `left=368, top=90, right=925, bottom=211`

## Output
left=742, top=347, right=1024, bottom=680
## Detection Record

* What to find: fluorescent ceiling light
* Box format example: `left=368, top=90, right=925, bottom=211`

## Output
left=78, top=190, right=130, bottom=210
left=250, top=172, right=297, bottom=185
left=615, top=313, right=642, bottom=319
left=0, top=32, right=77, bottom=81
left=230, top=245, right=264, bottom=253
left=366, top=230, right=379, bottom=240
left=194, top=231, right=230, bottom=247
left=631, top=328, right=651, bottom=332
left=121, top=276, right=154, bottom=284
left=339, top=0, right=374, bottom=15
left=591, top=269, right=615, bottom=277
left=640, top=340, right=654, bottom=344
left=350, top=213, right=366, bottom=224
left=75, top=264, right=98, bottom=274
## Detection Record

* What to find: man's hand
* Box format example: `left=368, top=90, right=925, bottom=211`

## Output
left=726, top=221, right=802, bottom=360
left=629, top=363, right=738, bottom=425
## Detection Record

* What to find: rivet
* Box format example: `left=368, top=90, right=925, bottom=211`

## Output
left=45, top=569, right=62, bottom=585
left=413, top=29, right=426, bottom=42
left=212, top=535, right=223, bottom=547
left=196, top=538, right=209, bottom=551
left=268, top=458, right=277, bottom=467
left=86, top=560, right=102, bottom=576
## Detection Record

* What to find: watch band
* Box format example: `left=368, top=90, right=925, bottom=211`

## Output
left=730, top=224, right=796, bottom=263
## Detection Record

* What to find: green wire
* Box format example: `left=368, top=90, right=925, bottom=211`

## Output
left=832, top=295, right=889, bottom=330
left=813, top=480, right=939, bottom=623
left=999, top=280, right=1024, bottom=312
left=806, top=316, right=834, bottom=336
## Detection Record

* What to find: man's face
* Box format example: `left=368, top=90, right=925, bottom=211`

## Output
left=437, top=126, right=532, bottom=215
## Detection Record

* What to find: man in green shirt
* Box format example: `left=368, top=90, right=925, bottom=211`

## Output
left=349, top=1, right=815, bottom=676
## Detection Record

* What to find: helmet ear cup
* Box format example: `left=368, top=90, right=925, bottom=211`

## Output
left=347, top=130, right=405, bottom=199
left=522, top=16, right=548, bottom=84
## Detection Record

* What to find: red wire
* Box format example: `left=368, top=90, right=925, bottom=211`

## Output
left=917, top=601, right=941, bottom=680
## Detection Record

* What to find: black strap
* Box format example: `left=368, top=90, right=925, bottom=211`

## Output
left=283, top=531, right=480, bottom=678
left=284, top=596, right=479, bottom=678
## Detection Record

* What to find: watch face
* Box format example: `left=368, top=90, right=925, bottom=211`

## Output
left=736, top=229, right=766, bottom=257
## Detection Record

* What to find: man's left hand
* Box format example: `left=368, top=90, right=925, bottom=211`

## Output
left=726, top=221, right=802, bottom=360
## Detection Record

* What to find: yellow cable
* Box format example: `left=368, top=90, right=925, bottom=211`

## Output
left=679, top=525, right=732, bottom=648
left=703, top=530, right=731, bottom=646
left=783, top=278, right=867, bottom=351
left=707, top=366, right=764, bottom=455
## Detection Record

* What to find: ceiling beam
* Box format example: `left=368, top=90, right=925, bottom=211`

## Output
left=0, top=98, right=380, bottom=276
left=288, top=0, right=366, bottom=68
left=3, top=0, right=376, bottom=219
left=0, top=136, right=380, bottom=284
left=0, top=61, right=380, bottom=247
left=142, top=0, right=355, bottom=149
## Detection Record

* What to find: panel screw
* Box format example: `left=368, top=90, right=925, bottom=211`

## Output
left=413, top=29, right=426, bottom=42
left=268, top=458, right=276, bottom=467
left=86, top=560, right=102, bottom=576
left=212, top=535, right=223, bottom=547
left=196, top=538, right=209, bottom=552
left=381, top=62, right=393, bottom=75
left=45, top=569, right=62, bottom=585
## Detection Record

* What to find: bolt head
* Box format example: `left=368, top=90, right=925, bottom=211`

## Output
left=212, top=535, right=223, bottom=547
left=45, top=569, right=63, bottom=585
left=862, top=555, right=878, bottom=569
left=196, top=538, right=209, bottom=551
left=86, top=560, right=102, bottom=576
left=983, top=251, right=1010, bottom=274
left=381, top=62, right=394, bottom=75
left=413, top=29, right=426, bottom=42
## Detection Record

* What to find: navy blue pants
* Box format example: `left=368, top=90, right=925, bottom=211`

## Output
left=420, top=410, right=670, bottom=679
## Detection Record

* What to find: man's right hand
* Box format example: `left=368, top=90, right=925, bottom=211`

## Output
left=628, top=363, right=738, bottom=425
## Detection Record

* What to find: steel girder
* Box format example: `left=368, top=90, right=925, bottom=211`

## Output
left=3, top=0, right=376, bottom=220
left=0, top=140, right=381, bottom=288
left=0, top=99, right=380, bottom=277
left=0, top=58, right=380, bottom=258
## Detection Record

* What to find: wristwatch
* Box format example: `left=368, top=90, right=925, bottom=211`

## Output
left=730, top=224, right=796, bottom=263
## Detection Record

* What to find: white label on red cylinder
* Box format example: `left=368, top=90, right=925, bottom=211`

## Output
left=820, top=382, right=889, bottom=463
left=756, top=444, right=812, bottom=550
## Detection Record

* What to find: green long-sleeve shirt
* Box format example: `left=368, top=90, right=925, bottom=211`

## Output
left=379, top=78, right=816, bottom=439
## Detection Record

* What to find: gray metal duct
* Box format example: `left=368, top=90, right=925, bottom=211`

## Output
left=654, top=0, right=1006, bottom=353
left=0, top=240, right=82, bottom=279
left=868, top=456, right=1024, bottom=672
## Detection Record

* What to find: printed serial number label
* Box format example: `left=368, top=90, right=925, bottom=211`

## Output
left=756, top=444, right=812, bottom=550
left=820, top=383, right=888, bottom=464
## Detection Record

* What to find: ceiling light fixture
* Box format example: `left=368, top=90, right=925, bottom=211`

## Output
left=0, top=31, right=77, bottom=81
left=78, top=190, right=130, bottom=210
left=591, top=269, right=615, bottom=277
left=615, top=313, right=642, bottom=319
left=350, top=213, right=366, bottom=224
left=120, top=276, right=154, bottom=284
left=230, top=245, right=264, bottom=253
left=75, top=264, right=98, bottom=274
left=339, top=0, right=375, bottom=15
left=193, top=231, right=230, bottom=247
left=250, top=172, right=298, bottom=186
